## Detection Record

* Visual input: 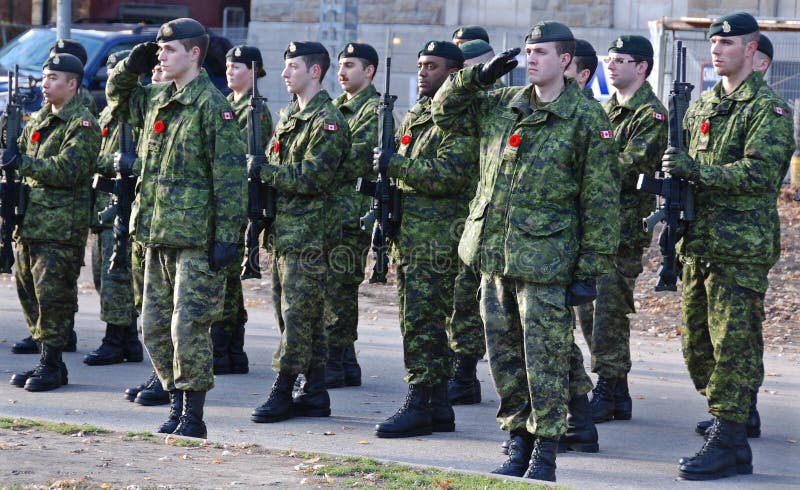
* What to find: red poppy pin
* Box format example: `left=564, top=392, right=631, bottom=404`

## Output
left=101, top=127, right=108, bottom=138
left=508, top=134, right=521, bottom=147
left=400, top=134, right=411, bottom=145
left=700, top=121, right=709, bottom=135
left=31, top=131, right=41, bottom=143
left=272, top=141, right=279, bottom=153
left=153, top=121, right=165, bottom=134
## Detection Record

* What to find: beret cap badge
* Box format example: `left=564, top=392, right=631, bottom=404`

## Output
left=616, top=38, right=623, bottom=49
left=347, top=44, right=354, bottom=53
left=456, top=29, right=464, bottom=37
left=57, top=40, right=64, bottom=48
left=162, top=23, right=173, bottom=37
left=531, top=27, right=541, bottom=40
left=427, top=41, right=436, bottom=51
left=234, top=47, right=242, bottom=57
left=289, top=42, right=297, bottom=52
left=53, top=55, right=60, bottom=64
left=722, top=21, right=731, bottom=33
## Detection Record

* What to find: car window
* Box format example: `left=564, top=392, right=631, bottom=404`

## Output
left=0, top=29, right=103, bottom=75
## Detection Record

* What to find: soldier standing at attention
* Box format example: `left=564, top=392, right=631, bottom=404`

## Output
left=250, top=41, right=350, bottom=424
left=50, top=40, right=98, bottom=116
left=564, top=39, right=598, bottom=97
left=372, top=41, right=476, bottom=438
left=106, top=18, right=247, bottom=438
left=584, top=36, right=668, bottom=423
left=323, top=42, right=381, bottom=388
left=433, top=21, right=620, bottom=481
left=2, top=53, right=100, bottom=391
left=665, top=13, right=792, bottom=480
left=210, top=45, right=273, bottom=376
left=83, top=50, right=144, bottom=367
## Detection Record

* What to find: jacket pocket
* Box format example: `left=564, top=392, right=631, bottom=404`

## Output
left=150, top=183, right=210, bottom=248
left=458, top=198, right=489, bottom=266
left=503, top=204, right=577, bottom=283
left=21, top=187, right=75, bottom=242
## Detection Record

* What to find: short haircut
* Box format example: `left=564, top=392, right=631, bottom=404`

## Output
left=554, top=39, right=576, bottom=69
left=742, top=31, right=760, bottom=47
left=574, top=55, right=599, bottom=81
left=65, top=71, right=81, bottom=87
left=178, top=34, right=210, bottom=68
left=300, top=52, right=331, bottom=81
left=631, top=57, right=654, bottom=78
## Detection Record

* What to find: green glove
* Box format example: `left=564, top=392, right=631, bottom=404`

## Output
left=661, top=147, right=699, bottom=181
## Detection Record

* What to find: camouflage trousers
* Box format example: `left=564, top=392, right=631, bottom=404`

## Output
left=681, top=258, right=766, bottom=424
left=271, top=251, right=329, bottom=374
left=396, top=259, right=458, bottom=386
left=15, top=241, right=83, bottom=349
left=91, top=229, right=136, bottom=325
left=446, top=260, right=486, bottom=359
left=579, top=245, right=644, bottom=378
left=215, top=254, right=248, bottom=334
left=324, top=229, right=369, bottom=349
left=481, top=273, right=574, bottom=439
left=141, top=247, right=225, bottom=392
left=131, top=240, right=145, bottom=314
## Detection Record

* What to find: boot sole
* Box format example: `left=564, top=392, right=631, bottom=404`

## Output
left=432, top=421, right=455, bottom=432
left=375, top=427, right=433, bottom=438
left=344, top=378, right=361, bottom=387
left=251, top=413, right=294, bottom=423
left=450, top=395, right=481, bottom=405
left=678, top=466, right=737, bottom=480
left=135, top=395, right=170, bottom=406
left=11, top=348, right=39, bottom=354
left=24, top=381, right=64, bottom=392
left=83, top=357, right=125, bottom=366
left=737, top=463, right=753, bottom=475
left=558, top=441, right=599, bottom=453
left=124, top=392, right=140, bottom=401
left=613, top=411, right=632, bottom=420
left=294, top=407, right=331, bottom=417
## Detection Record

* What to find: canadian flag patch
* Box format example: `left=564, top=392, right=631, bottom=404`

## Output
left=653, top=112, right=665, bottom=121
left=324, top=122, right=338, bottom=131
left=600, top=130, right=613, bottom=139
left=80, top=120, right=92, bottom=127
left=774, top=106, right=784, bottom=116
left=221, top=111, right=234, bottom=120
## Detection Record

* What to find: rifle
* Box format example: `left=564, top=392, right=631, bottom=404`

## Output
left=636, top=41, right=695, bottom=291
left=92, top=121, right=136, bottom=277
left=241, top=60, right=275, bottom=280
left=0, top=66, right=31, bottom=273
left=355, top=57, right=402, bottom=283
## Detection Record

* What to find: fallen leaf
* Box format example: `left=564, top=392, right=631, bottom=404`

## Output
left=209, top=457, right=222, bottom=464
left=100, top=484, right=111, bottom=489
left=180, top=454, right=191, bottom=460
left=357, top=440, right=370, bottom=444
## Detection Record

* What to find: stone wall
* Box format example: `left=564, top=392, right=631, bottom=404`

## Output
left=253, top=0, right=444, bottom=24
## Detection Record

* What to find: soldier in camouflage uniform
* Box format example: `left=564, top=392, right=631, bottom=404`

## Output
left=106, top=18, right=247, bottom=438
left=250, top=41, right=350, bottom=424
left=83, top=50, right=143, bottom=367
left=564, top=39, right=599, bottom=99
left=433, top=22, right=620, bottom=481
left=323, top=42, right=380, bottom=389
left=209, top=45, right=273, bottom=376
left=451, top=25, right=490, bottom=47
left=372, top=41, right=476, bottom=439
left=582, top=36, right=668, bottom=423
left=2, top=53, right=100, bottom=392
left=50, top=40, right=98, bottom=115
left=663, top=13, right=793, bottom=480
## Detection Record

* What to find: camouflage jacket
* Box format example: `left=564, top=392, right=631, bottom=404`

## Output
left=433, top=67, right=620, bottom=285
left=603, top=81, right=668, bottom=250
left=680, top=71, right=793, bottom=277
left=78, top=85, right=98, bottom=116
left=227, top=89, right=273, bottom=152
left=332, top=84, right=379, bottom=233
left=15, top=94, right=100, bottom=246
left=262, top=89, right=350, bottom=253
left=387, top=97, right=477, bottom=264
left=106, top=65, right=247, bottom=249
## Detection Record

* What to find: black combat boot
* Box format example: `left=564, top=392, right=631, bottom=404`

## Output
left=210, top=325, right=232, bottom=375
left=157, top=390, right=183, bottom=434
left=64, top=320, right=77, bottom=352
left=491, top=430, right=534, bottom=477
left=447, top=355, right=481, bottom=405
left=680, top=418, right=752, bottom=475
left=375, top=384, right=432, bottom=438
left=83, top=323, right=125, bottom=365
left=696, top=392, right=761, bottom=438
left=500, top=438, right=510, bottom=455
left=430, top=382, right=455, bottom=432
left=10, top=358, right=68, bottom=388
left=293, top=366, right=331, bottom=417
left=589, top=376, right=617, bottom=423
left=678, top=418, right=742, bottom=480
left=324, top=346, right=346, bottom=389
left=172, top=391, right=207, bottom=438
left=558, top=393, right=599, bottom=453
left=523, top=437, right=558, bottom=482
left=614, top=374, right=633, bottom=420
left=122, top=320, right=143, bottom=362
left=251, top=373, right=296, bottom=423
left=11, top=336, right=39, bottom=354
left=228, top=324, right=249, bottom=374
left=134, top=372, right=170, bottom=406
left=125, top=370, right=157, bottom=401
left=24, top=344, right=66, bottom=392
left=342, top=344, right=362, bottom=386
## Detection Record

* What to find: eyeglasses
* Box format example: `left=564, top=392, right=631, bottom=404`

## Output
left=603, top=57, right=640, bottom=65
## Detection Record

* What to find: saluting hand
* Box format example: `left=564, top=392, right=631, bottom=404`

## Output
left=124, top=42, right=159, bottom=75
left=478, top=47, right=521, bottom=85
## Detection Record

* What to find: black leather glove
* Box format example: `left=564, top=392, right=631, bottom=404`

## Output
left=113, top=151, right=135, bottom=175
left=565, top=278, right=597, bottom=306
left=246, top=154, right=265, bottom=179
left=478, top=47, right=521, bottom=85
left=0, top=148, right=19, bottom=171
left=124, top=42, right=159, bottom=75
left=373, top=146, right=392, bottom=174
left=209, top=241, right=240, bottom=272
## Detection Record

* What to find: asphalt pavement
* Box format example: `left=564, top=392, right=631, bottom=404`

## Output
left=0, top=273, right=798, bottom=488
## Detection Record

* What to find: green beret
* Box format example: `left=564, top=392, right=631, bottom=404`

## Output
left=418, top=40, right=464, bottom=63
left=284, top=41, right=328, bottom=60
left=338, top=42, right=379, bottom=68
left=708, top=12, right=759, bottom=38
left=226, top=45, right=266, bottom=77
left=43, top=53, right=84, bottom=77
left=50, top=39, right=87, bottom=66
left=608, top=35, right=653, bottom=58
left=525, top=21, right=574, bottom=44
left=106, top=49, right=131, bottom=69
left=157, top=18, right=206, bottom=43
left=757, top=34, right=773, bottom=59
left=574, top=39, right=596, bottom=58
left=452, top=25, right=490, bottom=43
left=459, top=39, right=493, bottom=60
